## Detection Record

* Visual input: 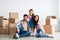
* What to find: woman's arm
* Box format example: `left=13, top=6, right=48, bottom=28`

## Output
left=38, top=22, right=45, bottom=33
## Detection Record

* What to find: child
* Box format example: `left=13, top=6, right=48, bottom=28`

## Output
left=28, top=9, right=35, bottom=36
left=13, top=14, right=31, bottom=39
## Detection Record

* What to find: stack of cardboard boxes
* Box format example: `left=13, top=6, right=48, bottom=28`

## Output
left=43, top=16, right=57, bottom=34
left=8, top=12, right=18, bottom=35
left=0, top=16, right=3, bottom=27
left=3, top=20, right=9, bottom=34
left=0, top=16, right=3, bottom=34
left=0, top=12, right=18, bottom=35
left=0, top=16, right=9, bottom=34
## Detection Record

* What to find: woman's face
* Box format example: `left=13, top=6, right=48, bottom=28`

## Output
left=29, top=11, right=34, bottom=16
left=34, top=16, right=39, bottom=21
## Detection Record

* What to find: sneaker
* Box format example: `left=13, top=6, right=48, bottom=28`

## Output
left=13, top=35, right=18, bottom=39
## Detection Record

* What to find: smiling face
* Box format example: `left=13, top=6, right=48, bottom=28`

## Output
left=29, top=11, right=34, bottom=16
left=34, top=16, right=39, bottom=21
left=23, top=14, right=28, bottom=21
left=29, top=9, right=34, bottom=16
left=24, top=16, right=28, bottom=21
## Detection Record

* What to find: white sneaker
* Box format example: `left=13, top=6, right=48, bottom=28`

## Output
left=16, top=33, right=19, bottom=38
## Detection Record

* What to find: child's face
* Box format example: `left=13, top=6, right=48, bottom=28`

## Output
left=29, top=11, right=34, bottom=16
left=24, top=16, right=28, bottom=21
left=35, top=16, right=39, bottom=21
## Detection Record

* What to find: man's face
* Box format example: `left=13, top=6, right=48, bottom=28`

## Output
left=24, top=16, right=28, bottom=21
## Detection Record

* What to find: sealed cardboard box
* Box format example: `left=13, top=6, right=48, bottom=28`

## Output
left=3, top=20, right=9, bottom=27
left=0, top=16, right=3, bottom=27
left=8, top=23, right=16, bottom=35
left=15, top=18, right=18, bottom=23
left=9, top=12, right=18, bottom=19
left=8, top=27, right=16, bottom=35
left=3, top=27, right=8, bottom=34
left=0, top=20, right=3, bottom=27
left=9, top=18, right=18, bottom=23
left=0, top=16, right=3, bottom=20
left=9, top=23, right=16, bottom=27
left=9, top=18, right=15, bottom=23
left=43, top=25, right=53, bottom=34
left=0, top=27, right=3, bottom=34
left=46, top=16, right=51, bottom=19
left=46, top=16, right=50, bottom=25
left=46, top=18, right=50, bottom=25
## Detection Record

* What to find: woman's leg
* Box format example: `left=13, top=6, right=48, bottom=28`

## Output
left=36, top=29, right=49, bottom=37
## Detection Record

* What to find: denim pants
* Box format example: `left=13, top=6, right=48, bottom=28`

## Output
left=16, top=29, right=31, bottom=38
left=36, top=29, right=49, bottom=37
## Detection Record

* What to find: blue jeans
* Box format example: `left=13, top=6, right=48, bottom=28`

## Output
left=16, top=30, right=31, bottom=38
left=36, top=29, right=49, bottom=37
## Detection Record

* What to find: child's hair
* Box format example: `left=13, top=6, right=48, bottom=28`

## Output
left=33, top=15, right=39, bottom=25
left=29, top=9, right=35, bottom=20
left=23, top=14, right=28, bottom=18
left=29, top=9, right=33, bottom=13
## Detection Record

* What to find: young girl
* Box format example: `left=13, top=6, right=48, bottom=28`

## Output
left=28, top=9, right=35, bottom=36
left=33, top=15, right=53, bottom=38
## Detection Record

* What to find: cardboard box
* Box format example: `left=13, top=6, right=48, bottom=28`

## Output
left=9, top=18, right=15, bottom=23
left=46, top=16, right=57, bottom=25
left=15, top=18, right=18, bottom=23
left=9, top=18, right=18, bottom=23
left=9, top=23, right=16, bottom=27
left=8, top=27, right=16, bottom=35
left=3, top=27, right=8, bottom=34
left=3, top=20, right=9, bottom=27
left=8, top=23, right=16, bottom=35
left=46, top=18, right=50, bottom=25
left=0, top=16, right=3, bottom=20
left=43, top=25, right=54, bottom=34
left=46, top=16, right=51, bottom=19
left=46, top=16, right=50, bottom=25
left=51, top=16, right=56, bottom=19
left=0, top=16, right=3, bottom=27
left=9, top=12, right=18, bottom=19
left=0, top=20, right=3, bottom=27
left=0, top=27, right=3, bottom=34
left=50, top=18, right=57, bottom=25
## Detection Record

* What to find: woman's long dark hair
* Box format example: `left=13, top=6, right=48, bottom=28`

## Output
left=33, top=15, right=39, bottom=25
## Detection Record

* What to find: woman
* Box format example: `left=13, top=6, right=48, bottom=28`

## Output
left=28, top=9, right=35, bottom=36
left=33, top=15, right=53, bottom=38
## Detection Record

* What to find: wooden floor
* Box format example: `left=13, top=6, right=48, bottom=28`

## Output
left=0, top=32, right=60, bottom=40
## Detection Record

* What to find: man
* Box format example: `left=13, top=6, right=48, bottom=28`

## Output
left=14, top=14, right=31, bottom=39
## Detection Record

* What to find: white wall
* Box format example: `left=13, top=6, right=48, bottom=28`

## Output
left=0, top=0, right=58, bottom=31
left=57, top=0, right=60, bottom=31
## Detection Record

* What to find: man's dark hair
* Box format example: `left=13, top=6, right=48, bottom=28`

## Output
left=23, top=14, right=28, bottom=17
